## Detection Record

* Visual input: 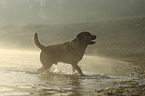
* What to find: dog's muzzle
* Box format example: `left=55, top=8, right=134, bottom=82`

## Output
left=88, top=35, right=97, bottom=45
left=92, top=35, right=97, bottom=40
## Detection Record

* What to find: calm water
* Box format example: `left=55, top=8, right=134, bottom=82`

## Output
left=0, top=49, right=139, bottom=96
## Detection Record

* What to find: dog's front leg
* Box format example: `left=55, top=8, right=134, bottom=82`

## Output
left=71, top=64, right=85, bottom=76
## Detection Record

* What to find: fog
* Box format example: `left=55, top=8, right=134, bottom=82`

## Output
left=0, top=16, right=145, bottom=57
left=0, top=0, right=145, bottom=56
left=0, top=0, right=145, bottom=25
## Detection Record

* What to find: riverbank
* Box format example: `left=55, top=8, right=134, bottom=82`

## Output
left=98, top=84, right=145, bottom=96
left=97, top=53, right=145, bottom=96
left=97, top=78, right=145, bottom=96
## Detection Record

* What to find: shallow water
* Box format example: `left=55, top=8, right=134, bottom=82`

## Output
left=0, top=49, right=139, bottom=96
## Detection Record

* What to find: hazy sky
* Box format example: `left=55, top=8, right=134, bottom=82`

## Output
left=0, top=0, right=145, bottom=25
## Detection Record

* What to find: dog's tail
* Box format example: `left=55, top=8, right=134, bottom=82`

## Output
left=34, top=33, right=45, bottom=50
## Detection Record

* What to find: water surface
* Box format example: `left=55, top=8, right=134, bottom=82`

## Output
left=0, top=49, right=138, bottom=96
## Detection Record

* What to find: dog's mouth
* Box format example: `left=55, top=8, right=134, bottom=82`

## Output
left=88, top=35, right=96, bottom=45
left=88, top=40, right=96, bottom=44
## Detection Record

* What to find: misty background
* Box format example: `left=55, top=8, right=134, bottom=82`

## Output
left=0, top=0, right=145, bottom=25
left=0, top=0, right=145, bottom=56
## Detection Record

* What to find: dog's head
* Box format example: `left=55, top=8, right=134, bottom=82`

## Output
left=77, top=31, right=96, bottom=45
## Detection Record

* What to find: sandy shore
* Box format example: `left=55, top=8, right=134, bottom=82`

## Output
left=98, top=53, right=145, bottom=96
left=98, top=85, right=145, bottom=96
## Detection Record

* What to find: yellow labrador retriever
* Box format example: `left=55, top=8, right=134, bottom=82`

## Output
left=34, top=31, right=96, bottom=75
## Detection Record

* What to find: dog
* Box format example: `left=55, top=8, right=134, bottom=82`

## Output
left=34, top=31, right=96, bottom=76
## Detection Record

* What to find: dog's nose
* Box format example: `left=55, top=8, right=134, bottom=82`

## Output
left=93, top=35, right=97, bottom=39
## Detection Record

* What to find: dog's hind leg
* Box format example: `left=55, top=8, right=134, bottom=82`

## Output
left=40, top=56, right=53, bottom=71
left=41, top=61, right=53, bottom=71
left=71, top=64, right=85, bottom=76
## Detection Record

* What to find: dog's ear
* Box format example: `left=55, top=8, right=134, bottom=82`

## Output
left=77, top=33, right=82, bottom=38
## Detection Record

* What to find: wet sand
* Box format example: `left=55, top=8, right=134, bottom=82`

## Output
left=98, top=53, right=145, bottom=96
left=98, top=80, right=145, bottom=96
left=114, top=55, right=145, bottom=96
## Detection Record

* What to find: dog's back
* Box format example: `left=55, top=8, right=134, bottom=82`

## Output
left=41, top=41, right=81, bottom=64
